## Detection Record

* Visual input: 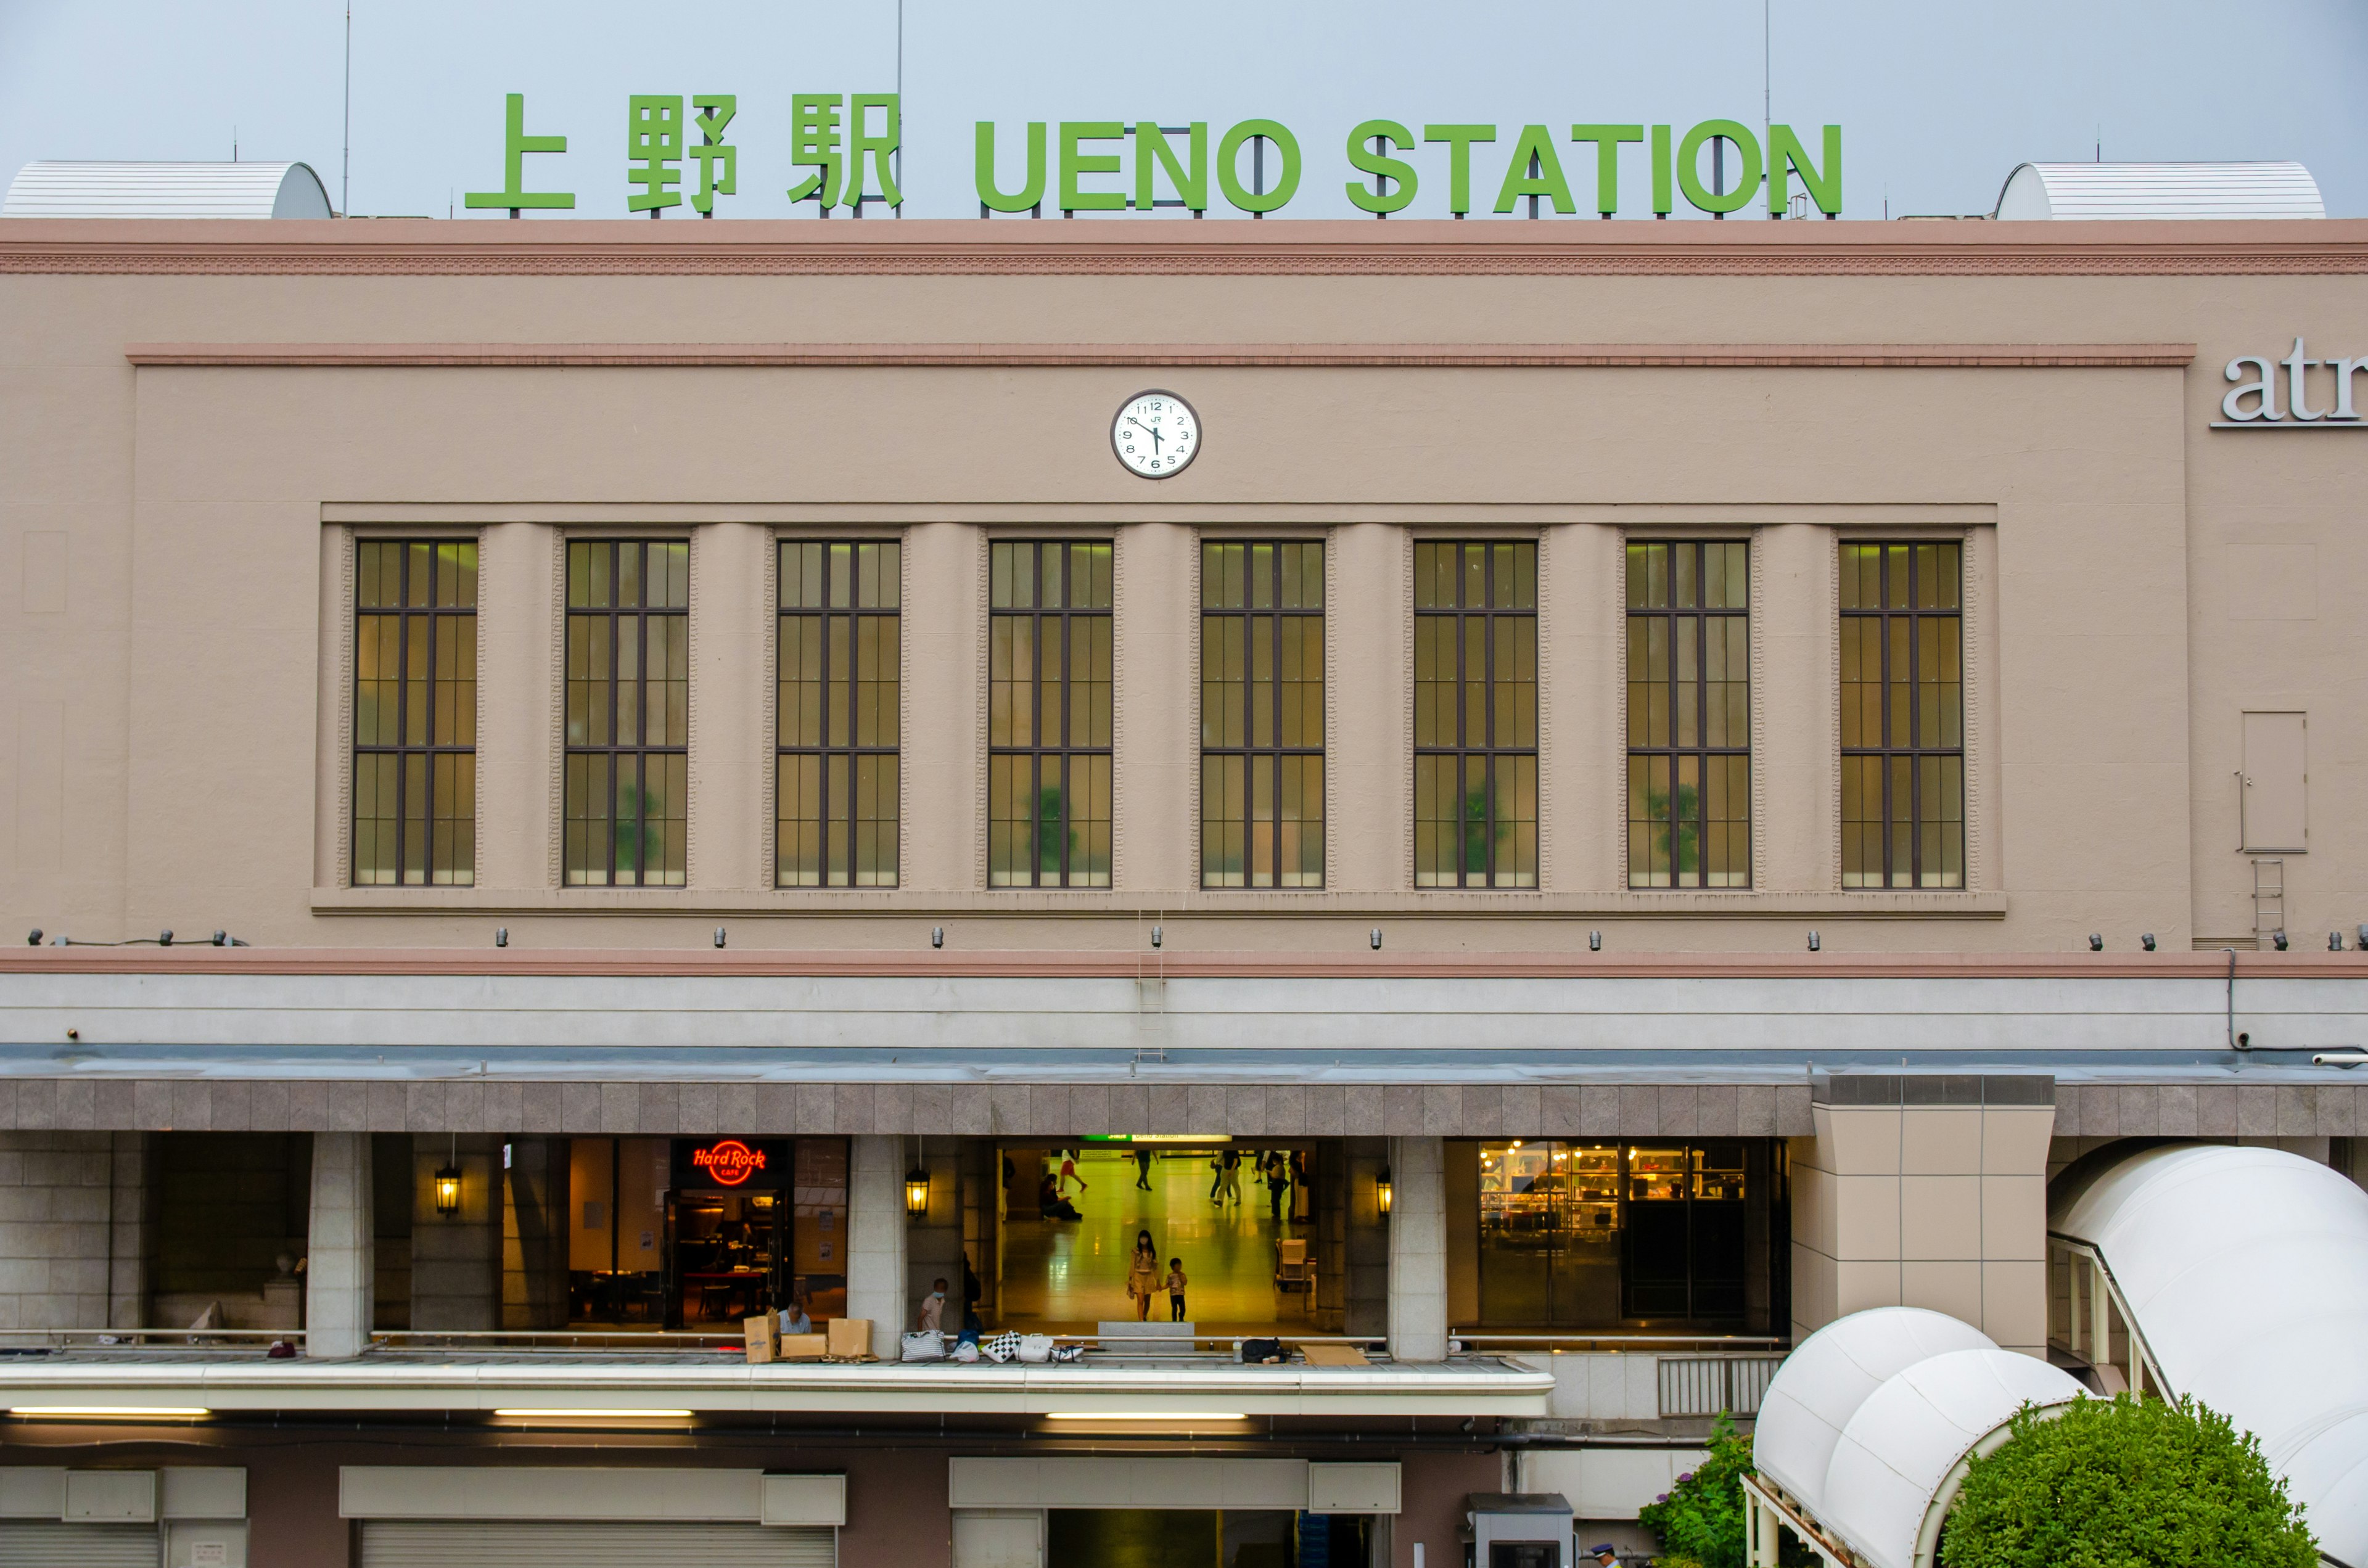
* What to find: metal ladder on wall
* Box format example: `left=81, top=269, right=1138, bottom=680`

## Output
left=2253, top=858, right=2286, bottom=949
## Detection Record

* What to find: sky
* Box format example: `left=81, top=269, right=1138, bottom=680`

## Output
left=2, top=0, right=2365, bottom=222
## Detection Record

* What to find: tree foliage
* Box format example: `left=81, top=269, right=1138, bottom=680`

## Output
left=1941, top=1395, right=2317, bottom=1568
left=1640, top=1415, right=1813, bottom=1568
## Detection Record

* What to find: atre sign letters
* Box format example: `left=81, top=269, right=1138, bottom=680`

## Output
left=2216, top=337, right=2368, bottom=427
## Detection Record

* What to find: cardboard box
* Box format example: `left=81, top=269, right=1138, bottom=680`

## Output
left=744, top=1315, right=779, bottom=1364
left=778, top=1333, right=829, bottom=1361
left=826, top=1316, right=870, bottom=1359
left=1300, top=1343, right=1370, bottom=1368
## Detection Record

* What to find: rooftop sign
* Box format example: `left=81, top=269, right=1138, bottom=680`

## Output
left=464, top=93, right=1843, bottom=220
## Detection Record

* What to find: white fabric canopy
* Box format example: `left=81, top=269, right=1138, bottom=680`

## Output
left=1754, top=1307, right=1993, bottom=1516
left=1820, top=1348, right=2082, bottom=1568
left=2052, top=1143, right=2368, bottom=1565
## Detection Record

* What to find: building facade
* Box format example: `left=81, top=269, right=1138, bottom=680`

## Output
left=0, top=212, right=2362, bottom=1566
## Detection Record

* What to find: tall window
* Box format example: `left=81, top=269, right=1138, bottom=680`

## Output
left=354, top=540, right=477, bottom=885
left=564, top=540, right=689, bottom=887
left=777, top=540, right=900, bottom=887
left=1200, top=540, right=1324, bottom=888
left=1627, top=541, right=1751, bottom=888
left=1414, top=541, right=1538, bottom=887
left=990, top=541, right=1112, bottom=887
left=1841, top=541, right=1963, bottom=888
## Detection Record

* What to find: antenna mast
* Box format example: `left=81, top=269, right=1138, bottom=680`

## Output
left=342, top=3, right=353, bottom=213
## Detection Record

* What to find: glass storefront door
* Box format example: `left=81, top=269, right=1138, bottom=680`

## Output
left=1475, top=1139, right=1753, bottom=1328
left=1477, top=1141, right=1621, bottom=1326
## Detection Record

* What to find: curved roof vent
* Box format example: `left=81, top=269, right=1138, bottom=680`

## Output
left=1994, top=161, right=2322, bottom=221
left=2, top=161, right=333, bottom=219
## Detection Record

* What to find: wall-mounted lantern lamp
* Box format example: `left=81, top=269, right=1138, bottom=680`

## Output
left=1375, top=1168, right=1394, bottom=1217
left=905, top=1165, right=931, bottom=1217
left=433, top=1131, right=462, bottom=1218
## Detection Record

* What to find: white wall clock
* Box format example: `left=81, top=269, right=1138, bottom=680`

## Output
left=1111, top=390, right=1200, bottom=478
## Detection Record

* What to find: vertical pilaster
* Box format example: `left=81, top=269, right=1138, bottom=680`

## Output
left=1112, top=520, right=1198, bottom=896
left=1758, top=522, right=1836, bottom=892
left=1329, top=522, right=1404, bottom=895
left=475, top=520, right=557, bottom=893
left=305, top=1131, right=374, bottom=1358
left=846, top=1134, right=908, bottom=1360
left=1539, top=522, right=1620, bottom=894
left=902, top=522, right=983, bottom=894
left=1387, top=1135, right=1448, bottom=1362
left=689, top=522, right=771, bottom=890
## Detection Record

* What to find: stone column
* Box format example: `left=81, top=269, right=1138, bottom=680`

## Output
left=306, top=1131, right=375, bottom=1358
left=846, top=1135, right=908, bottom=1360
left=107, top=1132, right=155, bottom=1330
left=1386, top=1135, right=1449, bottom=1362
left=410, top=1135, right=502, bottom=1331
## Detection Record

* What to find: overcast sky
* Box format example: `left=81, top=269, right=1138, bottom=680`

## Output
left=3, top=0, right=2364, bottom=221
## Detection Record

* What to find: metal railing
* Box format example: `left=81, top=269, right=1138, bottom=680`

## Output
left=1456, top=1334, right=1790, bottom=1356
left=0, top=1329, right=303, bottom=1355
left=1658, top=1354, right=1786, bottom=1418
left=363, top=1328, right=1432, bottom=1364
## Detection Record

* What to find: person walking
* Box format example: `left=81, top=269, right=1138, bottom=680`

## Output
left=1217, top=1149, right=1242, bottom=1207
left=1127, top=1229, right=1161, bottom=1321
left=1135, top=1147, right=1153, bottom=1191
left=1267, top=1152, right=1291, bottom=1224
left=1058, top=1148, right=1089, bottom=1197
left=1167, top=1257, right=1188, bottom=1321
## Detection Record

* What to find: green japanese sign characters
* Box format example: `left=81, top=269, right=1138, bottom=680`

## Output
left=466, top=94, right=1841, bottom=219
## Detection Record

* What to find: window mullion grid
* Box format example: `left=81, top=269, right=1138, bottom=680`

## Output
left=1452, top=591, right=1470, bottom=888
left=629, top=562, right=649, bottom=885
left=1670, top=596, right=1686, bottom=889
left=1906, top=585, right=1923, bottom=889
left=1053, top=603, right=1071, bottom=888
left=1261, top=577, right=1279, bottom=887
left=1478, top=570, right=1497, bottom=888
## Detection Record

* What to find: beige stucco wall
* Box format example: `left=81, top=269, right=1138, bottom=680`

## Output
left=0, top=221, right=2362, bottom=956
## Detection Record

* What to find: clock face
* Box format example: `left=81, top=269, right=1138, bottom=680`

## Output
left=1111, top=391, right=1200, bottom=479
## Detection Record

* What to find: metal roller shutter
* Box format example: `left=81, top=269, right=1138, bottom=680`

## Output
left=360, top=1520, right=834, bottom=1567
left=0, top=1523, right=160, bottom=1567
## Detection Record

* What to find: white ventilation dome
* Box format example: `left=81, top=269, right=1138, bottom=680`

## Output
left=1994, top=162, right=2322, bottom=221
left=1819, top=1347, right=2084, bottom=1568
left=2052, top=1143, right=2368, bottom=1564
left=2, top=161, right=333, bottom=219
left=1753, top=1307, right=1994, bottom=1516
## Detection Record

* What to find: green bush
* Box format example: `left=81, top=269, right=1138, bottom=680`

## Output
left=1638, top=1415, right=1754, bottom=1568
left=1941, top=1395, right=2316, bottom=1568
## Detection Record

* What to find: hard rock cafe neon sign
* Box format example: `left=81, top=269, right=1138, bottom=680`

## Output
left=690, top=1138, right=767, bottom=1187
